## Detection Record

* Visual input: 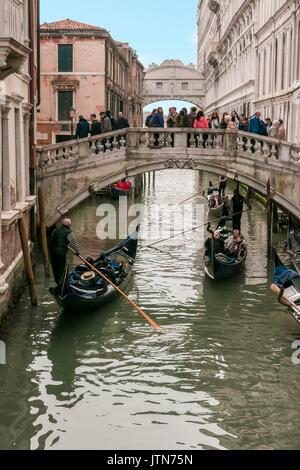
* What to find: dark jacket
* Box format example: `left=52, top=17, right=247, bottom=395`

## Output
left=50, top=226, right=72, bottom=256
left=115, top=118, right=130, bottom=130
left=90, top=120, right=102, bottom=136
left=152, top=112, right=164, bottom=128
left=101, top=116, right=113, bottom=133
left=76, top=119, right=90, bottom=139
left=186, top=112, right=197, bottom=128
left=231, top=194, right=244, bottom=214
left=249, top=116, right=267, bottom=136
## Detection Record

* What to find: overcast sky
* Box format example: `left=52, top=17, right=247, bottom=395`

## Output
left=41, top=0, right=198, bottom=114
left=41, top=0, right=198, bottom=67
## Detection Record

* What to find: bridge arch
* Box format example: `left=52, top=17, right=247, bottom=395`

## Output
left=44, top=161, right=293, bottom=227
left=143, top=60, right=205, bottom=108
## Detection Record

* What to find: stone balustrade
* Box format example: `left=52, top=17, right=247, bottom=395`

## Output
left=37, top=128, right=299, bottom=167
left=36, top=127, right=300, bottom=225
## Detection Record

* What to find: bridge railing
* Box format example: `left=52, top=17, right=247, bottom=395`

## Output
left=37, top=127, right=299, bottom=168
left=37, top=129, right=128, bottom=168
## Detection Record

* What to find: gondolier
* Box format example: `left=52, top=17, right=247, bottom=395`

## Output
left=50, top=219, right=80, bottom=287
left=230, top=189, right=252, bottom=231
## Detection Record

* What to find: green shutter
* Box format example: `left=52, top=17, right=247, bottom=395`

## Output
left=58, top=45, right=73, bottom=72
left=58, top=91, right=73, bottom=121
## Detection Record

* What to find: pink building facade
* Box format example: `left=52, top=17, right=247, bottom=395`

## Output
left=38, top=19, right=144, bottom=145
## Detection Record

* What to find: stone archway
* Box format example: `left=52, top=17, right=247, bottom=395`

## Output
left=143, top=60, right=205, bottom=108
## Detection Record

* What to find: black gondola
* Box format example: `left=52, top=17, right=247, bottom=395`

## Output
left=274, top=251, right=300, bottom=326
left=204, top=228, right=247, bottom=281
left=49, top=228, right=139, bottom=314
left=288, top=217, right=300, bottom=272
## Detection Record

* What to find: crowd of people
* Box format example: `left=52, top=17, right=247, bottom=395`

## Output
left=145, top=106, right=287, bottom=141
left=75, top=111, right=130, bottom=139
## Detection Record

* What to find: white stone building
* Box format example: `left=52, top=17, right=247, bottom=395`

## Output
left=197, top=0, right=300, bottom=142
left=0, top=0, right=39, bottom=320
left=143, top=60, right=205, bottom=108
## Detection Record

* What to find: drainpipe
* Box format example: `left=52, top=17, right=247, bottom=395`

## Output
left=28, top=0, right=39, bottom=240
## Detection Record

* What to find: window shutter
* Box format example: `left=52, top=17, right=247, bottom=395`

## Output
left=58, top=91, right=73, bottom=121
left=58, top=45, right=73, bottom=72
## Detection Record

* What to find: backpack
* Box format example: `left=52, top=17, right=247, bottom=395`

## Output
left=145, top=115, right=154, bottom=127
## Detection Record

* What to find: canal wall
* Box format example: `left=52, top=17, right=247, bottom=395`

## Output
left=0, top=210, right=35, bottom=330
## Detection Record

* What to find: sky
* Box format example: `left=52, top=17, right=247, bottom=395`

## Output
left=41, top=0, right=198, bottom=114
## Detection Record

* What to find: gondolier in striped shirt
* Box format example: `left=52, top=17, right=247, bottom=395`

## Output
left=50, top=219, right=80, bottom=287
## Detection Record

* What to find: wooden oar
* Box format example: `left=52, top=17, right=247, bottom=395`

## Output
left=179, top=181, right=219, bottom=206
left=179, top=190, right=206, bottom=206
left=143, top=209, right=251, bottom=251
left=68, top=247, right=161, bottom=330
left=143, top=222, right=210, bottom=250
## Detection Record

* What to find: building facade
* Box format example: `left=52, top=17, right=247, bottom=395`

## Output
left=0, top=0, right=39, bottom=319
left=197, top=0, right=300, bottom=142
left=37, top=19, right=144, bottom=145
left=143, top=60, right=205, bottom=108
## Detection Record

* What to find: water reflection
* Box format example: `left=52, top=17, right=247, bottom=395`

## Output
left=1, top=170, right=300, bottom=450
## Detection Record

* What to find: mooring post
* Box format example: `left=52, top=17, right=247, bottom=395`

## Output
left=266, top=179, right=273, bottom=255
left=38, top=187, right=50, bottom=278
left=18, top=216, right=38, bottom=306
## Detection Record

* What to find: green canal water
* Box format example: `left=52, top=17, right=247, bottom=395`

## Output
left=0, top=170, right=300, bottom=450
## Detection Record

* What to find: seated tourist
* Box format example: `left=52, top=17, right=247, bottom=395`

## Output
left=116, top=178, right=131, bottom=190
left=205, top=226, right=225, bottom=255
left=225, top=230, right=245, bottom=257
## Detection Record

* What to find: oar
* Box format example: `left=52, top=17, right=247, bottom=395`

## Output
left=179, top=181, right=219, bottom=206
left=179, top=190, right=206, bottom=206
left=143, top=222, right=211, bottom=250
left=143, top=209, right=251, bottom=251
left=68, top=247, right=161, bottom=330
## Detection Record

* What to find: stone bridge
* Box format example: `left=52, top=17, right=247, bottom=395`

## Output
left=37, top=129, right=300, bottom=226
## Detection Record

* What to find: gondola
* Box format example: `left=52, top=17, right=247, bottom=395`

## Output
left=110, top=183, right=132, bottom=199
left=274, top=251, right=300, bottom=326
left=204, top=228, right=247, bottom=281
left=49, top=228, right=139, bottom=314
left=288, top=217, right=300, bottom=272
left=207, top=184, right=224, bottom=219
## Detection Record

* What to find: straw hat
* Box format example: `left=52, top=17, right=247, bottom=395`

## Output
left=81, top=271, right=96, bottom=281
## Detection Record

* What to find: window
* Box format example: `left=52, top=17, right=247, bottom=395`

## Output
left=58, top=45, right=73, bottom=72
left=182, top=82, right=189, bottom=90
left=156, top=82, right=163, bottom=89
left=57, top=91, right=73, bottom=121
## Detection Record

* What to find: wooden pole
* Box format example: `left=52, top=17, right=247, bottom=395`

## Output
left=38, top=187, right=50, bottom=277
left=266, top=179, right=273, bottom=256
left=18, top=216, right=38, bottom=306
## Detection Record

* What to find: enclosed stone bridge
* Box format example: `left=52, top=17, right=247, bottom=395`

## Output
left=37, top=129, right=300, bottom=226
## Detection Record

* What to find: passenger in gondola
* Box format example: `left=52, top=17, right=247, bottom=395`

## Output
left=116, top=178, right=132, bottom=191
left=209, top=193, right=220, bottom=208
left=205, top=225, right=225, bottom=256
left=271, top=265, right=300, bottom=308
left=224, top=229, right=246, bottom=258
left=50, top=219, right=80, bottom=288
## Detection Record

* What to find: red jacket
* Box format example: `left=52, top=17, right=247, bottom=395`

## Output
left=194, top=116, right=209, bottom=129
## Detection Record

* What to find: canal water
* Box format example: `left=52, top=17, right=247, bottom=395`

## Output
left=1, top=170, right=300, bottom=450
